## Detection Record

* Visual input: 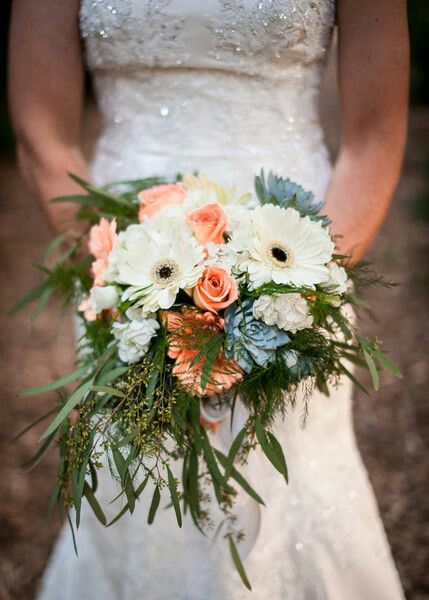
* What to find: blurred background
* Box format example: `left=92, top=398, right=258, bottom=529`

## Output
left=0, top=2, right=428, bottom=599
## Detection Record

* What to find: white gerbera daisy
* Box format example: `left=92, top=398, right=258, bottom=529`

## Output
left=230, top=204, right=334, bottom=289
left=106, top=225, right=205, bottom=314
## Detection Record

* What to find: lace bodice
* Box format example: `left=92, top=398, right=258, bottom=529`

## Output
left=80, top=0, right=335, bottom=74
left=79, top=1, right=336, bottom=200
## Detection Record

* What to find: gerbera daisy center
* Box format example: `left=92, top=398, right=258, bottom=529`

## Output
left=265, top=241, right=294, bottom=268
left=271, top=246, right=288, bottom=263
left=151, top=258, right=182, bottom=288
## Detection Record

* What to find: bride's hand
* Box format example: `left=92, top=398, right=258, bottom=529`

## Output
left=8, top=0, right=88, bottom=235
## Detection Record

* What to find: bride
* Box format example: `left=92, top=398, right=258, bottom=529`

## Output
left=9, top=1, right=408, bottom=598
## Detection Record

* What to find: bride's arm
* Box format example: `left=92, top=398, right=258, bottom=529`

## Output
left=325, top=0, right=409, bottom=263
left=8, top=0, right=88, bottom=234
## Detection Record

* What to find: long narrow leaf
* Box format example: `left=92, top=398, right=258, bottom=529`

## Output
left=363, top=350, right=380, bottom=391
left=112, top=448, right=136, bottom=513
left=97, top=366, right=129, bottom=386
left=91, top=385, right=125, bottom=398
left=24, top=431, right=56, bottom=471
left=147, top=485, right=161, bottom=524
left=339, top=363, right=369, bottom=395
left=107, top=474, right=149, bottom=527
left=167, top=466, right=182, bottom=528
left=42, top=233, right=68, bottom=263
left=215, top=450, right=265, bottom=505
left=13, top=407, right=57, bottom=441
left=21, top=366, right=87, bottom=397
left=83, top=481, right=107, bottom=525
left=373, top=350, right=402, bottom=378
left=201, top=430, right=228, bottom=488
left=228, top=536, right=252, bottom=591
left=223, top=427, right=246, bottom=482
left=255, top=421, right=281, bottom=471
left=68, top=173, right=132, bottom=207
left=266, top=432, right=288, bottom=483
left=10, top=281, right=49, bottom=315
left=67, top=512, right=79, bottom=556
left=39, top=379, right=94, bottom=441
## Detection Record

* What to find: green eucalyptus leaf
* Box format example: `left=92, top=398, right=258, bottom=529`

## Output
left=201, top=430, right=228, bottom=489
left=91, top=385, right=125, bottom=398
left=228, top=536, right=252, bottom=591
left=214, top=450, right=265, bottom=505
left=10, top=281, right=49, bottom=315
left=83, top=481, right=107, bottom=525
left=266, top=432, right=288, bottom=483
left=39, top=379, right=94, bottom=441
left=147, top=485, right=161, bottom=525
left=167, top=466, right=182, bottom=528
left=20, top=366, right=87, bottom=397
left=223, top=427, right=246, bottom=481
left=97, top=366, right=129, bottom=386
left=363, top=349, right=380, bottom=391
left=373, top=350, right=402, bottom=378
left=112, top=448, right=136, bottom=513
left=67, top=512, right=79, bottom=556
left=339, top=363, right=369, bottom=395
left=42, top=233, right=68, bottom=263
left=108, top=474, right=149, bottom=527
left=24, top=431, right=56, bottom=471
left=13, top=407, right=57, bottom=440
left=255, top=421, right=288, bottom=482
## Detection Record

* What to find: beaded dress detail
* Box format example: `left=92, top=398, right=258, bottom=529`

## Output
left=38, top=2, right=405, bottom=598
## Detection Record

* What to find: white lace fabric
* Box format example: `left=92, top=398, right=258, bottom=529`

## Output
left=38, top=1, right=405, bottom=598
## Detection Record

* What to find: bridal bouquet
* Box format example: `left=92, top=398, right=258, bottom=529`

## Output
left=17, top=170, right=400, bottom=587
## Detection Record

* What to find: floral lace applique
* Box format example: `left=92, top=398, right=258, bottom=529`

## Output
left=207, top=0, right=335, bottom=65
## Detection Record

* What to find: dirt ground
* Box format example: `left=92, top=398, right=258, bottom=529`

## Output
left=1, top=73, right=428, bottom=598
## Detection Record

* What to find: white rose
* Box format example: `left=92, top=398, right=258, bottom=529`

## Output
left=321, top=262, right=348, bottom=294
left=253, top=293, right=313, bottom=333
left=90, top=285, right=120, bottom=313
left=113, top=318, right=159, bottom=363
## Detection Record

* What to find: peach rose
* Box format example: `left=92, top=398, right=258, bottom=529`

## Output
left=78, top=296, right=97, bottom=322
left=138, top=183, right=186, bottom=221
left=89, top=218, right=117, bottom=260
left=193, top=266, right=238, bottom=313
left=186, top=203, right=227, bottom=245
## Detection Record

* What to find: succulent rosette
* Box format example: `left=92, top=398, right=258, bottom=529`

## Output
left=17, top=169, right=401, bottom=589
left=225, top=300, right=290, bottom=373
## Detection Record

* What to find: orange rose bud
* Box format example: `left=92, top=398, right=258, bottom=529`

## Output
left=193, top=266, right=238, bottom=313
left=138, top=183, right=186, bottom=221
left=186, top=203, right=227, bottom=245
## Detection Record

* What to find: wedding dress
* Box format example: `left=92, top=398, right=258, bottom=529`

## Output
left=38, top=1, right=405, bottom=598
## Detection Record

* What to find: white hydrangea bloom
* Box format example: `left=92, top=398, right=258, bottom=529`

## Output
left=253, top=293, right=313, bottom=333
left=113, top=317, right=159, bottom=364
left=321, top=261, right=348, bottom=294
left=90, top=285, right=120, bottom=314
